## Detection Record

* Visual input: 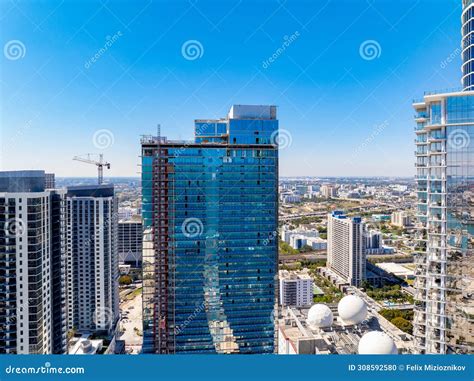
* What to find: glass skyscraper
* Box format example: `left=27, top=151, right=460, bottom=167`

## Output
left=413, top=1, right=474, bottom=354
left=141, top=105, right=278, bottom=354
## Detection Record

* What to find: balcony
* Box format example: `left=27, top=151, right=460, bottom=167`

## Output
left=429, top=176, right=446, bottom=181
left=415, top=151, right=428, bottom=157
left=423, top=87, right=463, bottom=96
left=415, top=112, right=429, bottom=121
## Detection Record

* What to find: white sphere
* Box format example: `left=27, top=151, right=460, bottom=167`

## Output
left=307, top=304, right=333, bottom=328
left=358, top=331, right=398, bottom=354
left=337, top=295, right=367, bottom=325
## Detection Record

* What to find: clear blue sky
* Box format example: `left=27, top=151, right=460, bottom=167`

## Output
left=0, top=0, right=463, bottom=177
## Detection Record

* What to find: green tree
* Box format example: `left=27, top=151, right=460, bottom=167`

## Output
left=119, top=275, right=133, bottom=285
left=279, top=241, right=299, bottom=255
left=391, top=317, right=413, bottom=334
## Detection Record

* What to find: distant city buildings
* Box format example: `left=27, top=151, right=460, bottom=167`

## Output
left=118, top=220, right=142, bottom=267
left=365, top=229, right=381, bottom=250
left=279, top=270, right=313, bottom=307
left=141, top=105, right=278, bottom=354
left=412, top=0, right=474, bottom=354
left=327, top=211, right=366, bottom=287
left=44, top=173, right=55, bottom=189
left=320, top=184, right=337, bottom=198
left=118, top=206, right=138, bottom=221
left=66, top=185, right=120, bottom=336
left=391, top=211, right=411, bottom=227
left=371, top=214, right=391, bottom=222
left=363, top=229, right=394, bottom=255
left=279, top=183, right=322, bottom=203
left=0, top=171, right=67, bottom=354
left=280, top=194, right=301, bottom=204
left=281, top=226, right=326, bottom=250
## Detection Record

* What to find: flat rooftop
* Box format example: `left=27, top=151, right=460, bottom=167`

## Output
left=280, top=269, right=313, bottom=281
left=0, top=170, right=45, bottom=192
left=67, top=184, right=114, bottom=197
left=376, top=262, right=414, bottom=277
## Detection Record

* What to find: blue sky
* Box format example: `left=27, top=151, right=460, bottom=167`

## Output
left=0, top=0, right=463, bottom=177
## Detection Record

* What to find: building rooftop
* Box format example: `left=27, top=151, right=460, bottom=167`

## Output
left=376, top=262, right=414, bottom=278
left=227, top=105, right=277, bottom=120
left=279, top=302, right=412, bottom=355
left=68, top=336, right=103, bottom=355
left=280, top=269, right=313, bottom=281
left=0, top=170, right=45, bottom=192
left=67, top=184, right=114, bottom=197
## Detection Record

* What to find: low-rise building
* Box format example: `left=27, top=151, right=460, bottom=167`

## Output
left=279, top=270, right=314, bottom=307
left=376, top=262, right=415, bottom=281
left=306, top=237, right=327, bottom=250
left=281, top=226, right=320, bottom=246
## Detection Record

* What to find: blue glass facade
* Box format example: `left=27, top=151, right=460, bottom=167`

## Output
left=141, top=106, right=278, bottom=354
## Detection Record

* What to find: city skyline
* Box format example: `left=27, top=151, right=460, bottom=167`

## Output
left=0, top=0, right=463, bottom=177
left=1, top=0, right=473, bottom=364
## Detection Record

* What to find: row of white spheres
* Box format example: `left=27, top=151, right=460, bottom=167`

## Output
left=307, top=294, right=367, bottom=328
left=306, top=295, right=397, bottom=354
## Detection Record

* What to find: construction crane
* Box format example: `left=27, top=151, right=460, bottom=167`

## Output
left=73, top=154, right=110, bottom=185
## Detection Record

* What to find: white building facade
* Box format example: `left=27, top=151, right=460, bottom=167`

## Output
left=279, top=270, right=313, bottom=307
left=66, top=185, right=119, bottom=335
left=391, top=211, right=411, bottom=227
left=327, top=211, right=366, bottom=287
left=0, top=171, right=67, bottom=354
